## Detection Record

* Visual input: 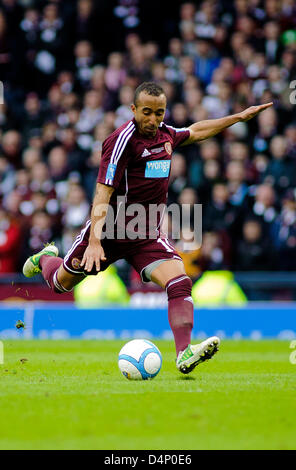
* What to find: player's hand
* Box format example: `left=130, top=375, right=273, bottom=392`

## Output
left=80, top=243, right=106, bottom=273
left=239, top=102, right=273, bottom=122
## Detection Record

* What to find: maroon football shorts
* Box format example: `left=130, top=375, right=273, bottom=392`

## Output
left=63, top=220, right=182, bottom=282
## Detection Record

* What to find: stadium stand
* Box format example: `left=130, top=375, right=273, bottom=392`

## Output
left=0, top=0, right=296, bottom=300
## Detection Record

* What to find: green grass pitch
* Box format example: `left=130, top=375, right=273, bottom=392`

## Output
left=0, top=339, right=295, bottom=450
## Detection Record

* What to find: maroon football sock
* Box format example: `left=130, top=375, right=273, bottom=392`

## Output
left=39, top=255, right=65, bottom=293
left=166, top=275, right=194, bottom=356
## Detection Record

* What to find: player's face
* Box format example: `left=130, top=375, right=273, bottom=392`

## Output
left=131, top=92, right=167, bottom=138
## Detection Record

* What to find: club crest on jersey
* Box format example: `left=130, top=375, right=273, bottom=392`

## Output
left=106, top=163, right=117, bottom=181
left=145, top=160, right=171, bottom=178
left=72, top=258, right=81, bottom=269
left=165, top=142, right=172, bottom=155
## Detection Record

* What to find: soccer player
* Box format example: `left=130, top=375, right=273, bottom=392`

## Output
left=23, top=82, right=272, bottom=374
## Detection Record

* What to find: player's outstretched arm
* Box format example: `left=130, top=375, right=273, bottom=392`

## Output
left=183, top=102, right=273, bottom=145
left=80, top=183, right=114, bottom=273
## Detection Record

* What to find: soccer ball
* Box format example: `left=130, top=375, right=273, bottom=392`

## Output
left=118, top=339, right=162, bottom=380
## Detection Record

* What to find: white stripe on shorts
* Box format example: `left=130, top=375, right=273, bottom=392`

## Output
left=63, top=219, right=91, bottom=273
left=53, top=270, right=68, bottom=292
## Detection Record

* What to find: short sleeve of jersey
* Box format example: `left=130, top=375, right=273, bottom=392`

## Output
left=97, top=122, right=135, bottom=188
left=165, top=124, right=190, bottom=149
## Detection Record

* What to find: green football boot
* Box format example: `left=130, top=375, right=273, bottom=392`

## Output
left=22, top=242, right=59, bottom=278
left=176, top=336, right=220, bottom=374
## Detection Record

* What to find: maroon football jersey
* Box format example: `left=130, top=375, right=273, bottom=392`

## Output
left=97, top=118, right=190, bottom=239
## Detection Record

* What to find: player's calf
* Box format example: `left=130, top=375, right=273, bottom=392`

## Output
left=166, top=275, right=194, bottom=355
left=41, top=261, right=84, bottom=293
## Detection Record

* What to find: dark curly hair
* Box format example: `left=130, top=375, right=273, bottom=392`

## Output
left=134, top=82, right=165, bottom=106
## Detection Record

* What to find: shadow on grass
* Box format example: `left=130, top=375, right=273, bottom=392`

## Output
left=177, top=375, right=196, bottom=381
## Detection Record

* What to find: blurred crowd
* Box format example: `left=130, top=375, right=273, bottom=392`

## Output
left=0, top=0, right=296, bottom=283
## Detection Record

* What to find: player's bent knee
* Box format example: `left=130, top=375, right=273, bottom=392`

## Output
left=56, top=266, right=84, bottom=292
left=150, top=259, right=186, bottom=288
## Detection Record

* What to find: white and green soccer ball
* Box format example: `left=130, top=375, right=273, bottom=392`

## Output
left=118, top=339, right=162, bottom=380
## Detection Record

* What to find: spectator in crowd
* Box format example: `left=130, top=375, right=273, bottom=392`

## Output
left=41, top=121, right=60, bottom=156
left=3, top=189, right=23, bottom=220
left=0, top=206, right=21, bottom=273
left=253, top=153, right=270, bottom=183
left=72, top=0, right=98, bottom=47
left=0, top=0, right=295, bottom=283
left=194, top=39, right=221, bottom=86
left=198, top=231, right=228, bottom=271
left=202, top=81, right=232, bottom=119
left=203, top=181, right=239, bottom=234
left=22, top=147, right=41, bottom=172
left=234, top=218, right=274, bottom=271
left=247, top=183, right=278, bottom=231
left=164, top=38, right=183, bottom=83
left=114, top=85, right=134, bottom=128
left=233, top=141, right=258, bottom=177
left=170, top=102, right=192, bottom=129
left=188, top=138, right=220, bottom=190
left=0, top=9, right=12, bottom=82
left=21, top=92, right=46, bottom=143
left=177, top=186, right=199, bottom=234
left=59, top=126, right=88, bottom=174
left=19, top=8, right=40, bottom=60
left=0, top=155, right=15, bottom=198
left=1, top=130, right=22, bottom=169
left=73, top=40, right=97, bottom=91
left=253, top=106, right=278, bottom=154
left=61, top=182, right=89, bottom=231
left=29, top=2, right=67, bottom=94
left=21, top=209, right=55, bottom=267
left=47, top=146, right=71, bottom=201
left=14, top=168, right=30, bottom=199
left=105, top=52, right=127, bottom=93
left=226, top=160, right=249, bottom=207
left=285, top=123, right=296, bottom=159
left=263, top=134, right=296, bottom=195
left=83, top=146, right=102, bottom=202
left=271, top=190, right=296, bottom=270
left=196, top=158, right=222, bottom=204
left=76, top=89, right=104, bottom=135
left=29, top=161, right=55, bottom=197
